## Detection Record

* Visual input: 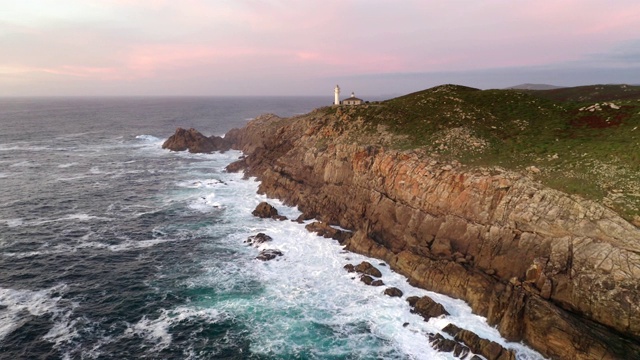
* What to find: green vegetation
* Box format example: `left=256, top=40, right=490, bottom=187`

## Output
left=322, top=84, right=640, bottom=221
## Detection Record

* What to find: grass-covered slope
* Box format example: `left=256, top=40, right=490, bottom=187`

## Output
left=522, top=84, right=640, bottom=102
left=322, top=84, right=640, bottom=221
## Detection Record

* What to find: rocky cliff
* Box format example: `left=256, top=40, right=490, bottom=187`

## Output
left=219, top=106, right=640, bottom=360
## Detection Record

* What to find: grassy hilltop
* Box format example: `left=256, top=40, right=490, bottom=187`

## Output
left=322, top=84, right=640, bottom=221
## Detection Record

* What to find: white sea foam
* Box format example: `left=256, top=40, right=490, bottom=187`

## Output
left=89, top=166, right=105, bottom=174
left=0, top=285, right=73, bottom=342
left=2, top=238, right=177, bottom=258
left=123, top=306, right=228, bottom=352
left=136, top=134, right=162, bottom=143
left=0, top=144, right=50, bottom=152
left=55, top=175, right=92, bottom=182
left=0, top=218, right=24, bottom=227
left=176, top=178, right=226, bottom=189
left=18, top=213, right=112, bottom=227
left=9, top=160, right=40, bottom=167
left=57, top=162, right=79, bottom=168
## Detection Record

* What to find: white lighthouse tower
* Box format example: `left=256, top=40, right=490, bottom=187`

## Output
left=334, top=85, right=340, bottom=105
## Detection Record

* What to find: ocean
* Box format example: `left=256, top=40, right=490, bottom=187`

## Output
left=0, top=97, right=545, bottom=359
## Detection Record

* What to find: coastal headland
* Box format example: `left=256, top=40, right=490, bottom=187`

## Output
left=164, top=84, right=640, bottom=359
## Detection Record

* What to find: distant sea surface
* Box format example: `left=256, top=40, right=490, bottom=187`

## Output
left=0, top=97, right=544, bottom=359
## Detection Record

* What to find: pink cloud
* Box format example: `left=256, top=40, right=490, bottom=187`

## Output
left=0, top=64, right=119, bottom=79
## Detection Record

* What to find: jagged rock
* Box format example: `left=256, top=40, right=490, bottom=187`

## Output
left=245, top=233, right=272, bottom=246
left=428, top=333, right=470, bottom=358
left=305, top=221, right=353, bottom=243
left=252, top=202, right=287, bottom=220
left=225, top=158, right=246, bottom=173
left=409, top=295, right=449, bottom=321
left=162, top=127, right=231, bottom=153
left=384, top=287, right=403, bottom=297
left=354, top=261, right=382, bottom=277
left=443, top=323, right=516, bottom=360
left=256, top=249, right=283, bottom=261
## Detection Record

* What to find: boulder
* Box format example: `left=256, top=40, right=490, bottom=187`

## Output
left=360, top=275, right=384, bottom=286
left=252, top=202, right=287, bottom=220
left=245, top=233, right=272, bottom=246
left=360, top=275, right=374, bottom=285
left=162, top=127, right=231, bottom=153
left=344, top=264, right=356, bottom=273
left=409, top=295, right=450, bottom=321
left=384, top=287, right=403, bottom=297
left=256, top=249, right=283, bottom=261
left=354, top=261, right=382, bottom=277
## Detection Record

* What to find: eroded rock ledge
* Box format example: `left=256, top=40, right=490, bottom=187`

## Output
left=216, top=110, right=640, bottom=359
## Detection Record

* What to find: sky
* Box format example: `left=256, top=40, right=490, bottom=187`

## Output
left=1, top=0, right=639, bottom=97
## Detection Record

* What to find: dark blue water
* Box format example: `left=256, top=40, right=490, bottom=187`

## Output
left=0, top=97, right=544, bottom=360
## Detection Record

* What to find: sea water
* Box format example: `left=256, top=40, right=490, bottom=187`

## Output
left=0, top=97, right=546, bottom=359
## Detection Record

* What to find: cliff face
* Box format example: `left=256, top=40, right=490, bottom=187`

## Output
left=225, top=110, right=640, bottom=360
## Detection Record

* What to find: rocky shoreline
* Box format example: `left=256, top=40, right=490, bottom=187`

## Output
left=247, top=200, right=515, bottom=360
left=163, top=108, right=640, bottom=359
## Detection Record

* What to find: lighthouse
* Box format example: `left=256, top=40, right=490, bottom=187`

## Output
left=334, top=85, right=340, bottom=105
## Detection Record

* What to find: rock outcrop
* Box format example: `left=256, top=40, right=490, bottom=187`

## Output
left=384, top=287, right=403, bottom=297
left=162, top=127, right=231, bottom=153
left=428, top=333, right=472, bottom=359
left=407, top=295, right=450, bottom=321
left=245, top=233, right=273, bottom=246
left=252, top=202, right=287, bottom=221
left=443, top=323, right=516, bottom=360
left=213, top=107, right=640, bottom=359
